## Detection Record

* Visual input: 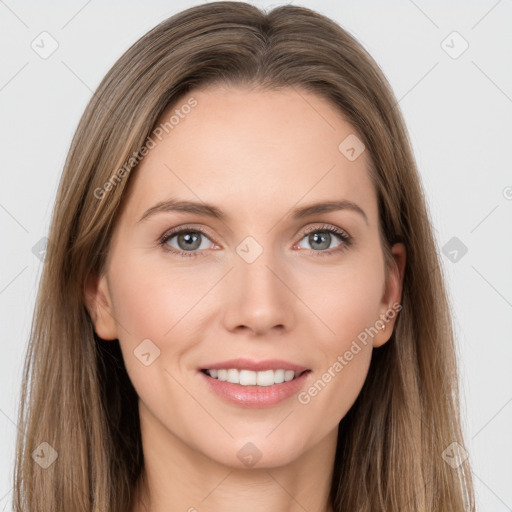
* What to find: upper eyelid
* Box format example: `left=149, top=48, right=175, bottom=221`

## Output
left=301, top=224, right=349, bottom=236
left=160, top=223, right=218, bottom=244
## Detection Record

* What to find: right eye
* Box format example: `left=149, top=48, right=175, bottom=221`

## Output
left=160, top=227, right=216, bottom=258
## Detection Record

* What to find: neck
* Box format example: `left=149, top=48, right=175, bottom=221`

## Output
left=133, top=467, right=335, bottom=512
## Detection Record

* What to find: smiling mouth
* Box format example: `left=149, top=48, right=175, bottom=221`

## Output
left=201, top=368, right=311, bottom=387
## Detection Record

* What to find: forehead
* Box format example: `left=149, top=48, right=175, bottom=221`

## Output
left=123, top=85, right=378, bottom=226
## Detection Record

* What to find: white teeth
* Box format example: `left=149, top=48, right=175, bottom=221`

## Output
left=256, top=370, right=274, bottom=386
left=274, top=369, right=285, bottom=384
left=239, top=369, right=256, bottom=385
left=205, top=368, right=302, bottom=386
left=227, top=369, right=239, bottom=384
left=284, top=370, right=295, bottom=382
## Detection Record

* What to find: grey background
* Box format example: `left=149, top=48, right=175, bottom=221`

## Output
left=1, top=0, right=511, bottom=510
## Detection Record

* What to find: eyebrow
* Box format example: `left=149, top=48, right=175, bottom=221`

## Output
left=138, top=198, right=368, bottom=225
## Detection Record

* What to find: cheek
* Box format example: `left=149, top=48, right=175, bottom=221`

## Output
left=107, top=253, right=218, bottom=378
left=298, top=281, right=378, bottom=421
left=298, top=342, right=372, bottom=428
left=294, top=257, right=383, bottom=413
left=109, top=250, right=209, bottom=337
left=106, top=258, right=200, bottom=420
left=298, top=257, right=385, bottom=342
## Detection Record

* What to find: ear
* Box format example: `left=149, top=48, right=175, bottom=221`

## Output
left=373, top=242, right=406, bottom=348
left=84, top=272, right=118, bottom=340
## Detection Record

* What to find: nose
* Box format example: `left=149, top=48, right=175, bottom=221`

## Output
left=222, top=249, right=296, bottom=336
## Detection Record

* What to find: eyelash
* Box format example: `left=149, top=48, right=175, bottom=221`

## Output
left=158, top=223, right=352, bottom=259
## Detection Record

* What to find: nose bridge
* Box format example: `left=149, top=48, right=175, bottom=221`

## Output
left=222, top=237, right=295, bottom=334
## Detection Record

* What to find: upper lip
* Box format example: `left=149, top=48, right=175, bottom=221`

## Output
left=200, top=358, right=309, bottom=373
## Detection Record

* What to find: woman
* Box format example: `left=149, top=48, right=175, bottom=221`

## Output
left=13, top=2, right=475, bottom=511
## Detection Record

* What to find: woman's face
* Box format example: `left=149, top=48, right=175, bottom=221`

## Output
left=87, top=85, right=405, bottom=469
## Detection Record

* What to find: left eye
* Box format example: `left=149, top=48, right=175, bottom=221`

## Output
left=296, top=228, right=346, bottom=251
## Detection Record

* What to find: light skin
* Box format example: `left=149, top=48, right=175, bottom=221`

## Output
left=86, top=85, right=406, bottom=512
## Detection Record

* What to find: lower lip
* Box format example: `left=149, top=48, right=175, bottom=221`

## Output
left=199, top=370, right=311, bottom=408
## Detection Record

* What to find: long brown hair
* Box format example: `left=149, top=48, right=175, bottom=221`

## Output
left=13, top=2, right=475, bottom=510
